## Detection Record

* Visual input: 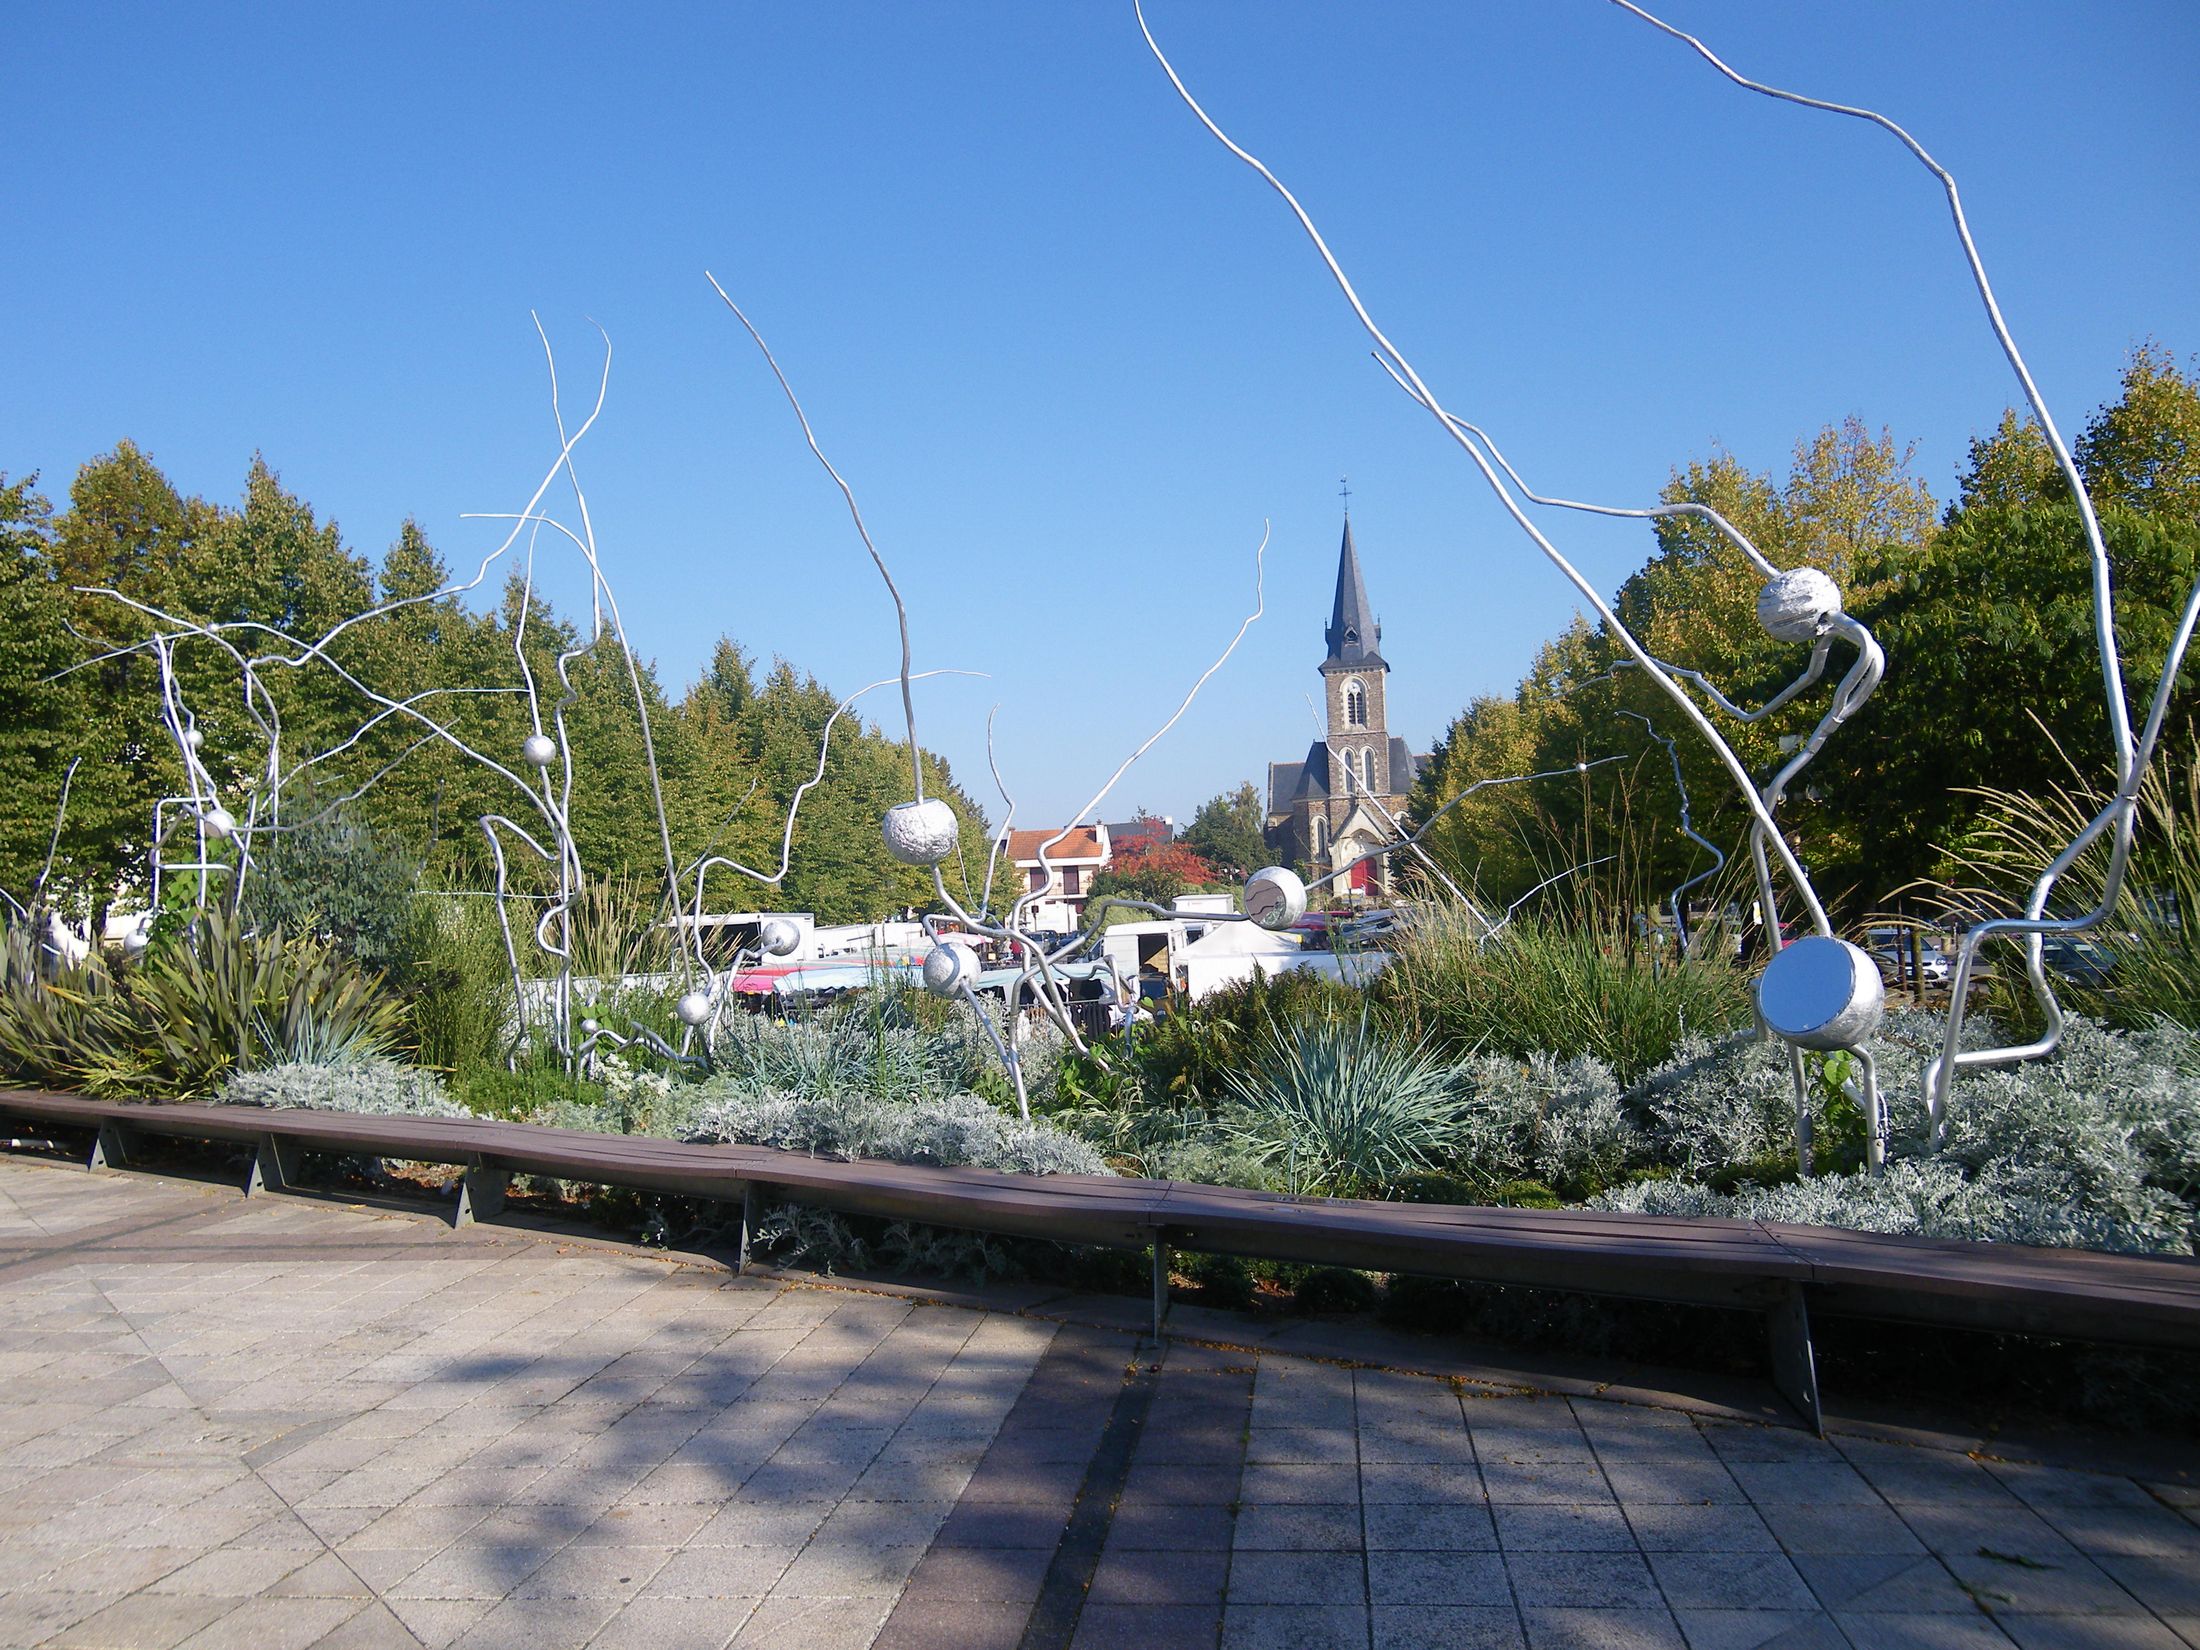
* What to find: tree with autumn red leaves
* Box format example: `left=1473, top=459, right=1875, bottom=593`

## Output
left=1087, top=836, right=1226, bottom=918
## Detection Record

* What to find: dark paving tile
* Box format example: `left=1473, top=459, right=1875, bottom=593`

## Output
left=1504, top=1552, right=1665, bottom=1611
left=1108, top=1501, right=1238, bottom=1550
left=1087, top=1547, right=1230, bottom=1606
left=1370, top=1604, right=1525, bottom=1649
left=1227, top=1550, right=1367, bottom=1606
left=931, top=1503, right=1071, bottom=1550
left=872, top=1597, right=1028, bottom=1650
left=1518, top=1606, right=1685, bottom=1649
left=901, top=1545, right=1054, bottom=1605
left=1369, top=1551, right=1511, bottom=1608
left=1220, top=1603, right=1369, bottom=1649
left=1069, top=1602, right=1222, bottom=1650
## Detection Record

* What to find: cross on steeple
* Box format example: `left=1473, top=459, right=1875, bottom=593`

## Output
left=1338, top=475, right=1351, bottom=517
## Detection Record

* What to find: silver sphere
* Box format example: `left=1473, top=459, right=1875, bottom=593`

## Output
left=882, top=798, right=959, bottom=866
left=757, top=917, right=800, bottom=957
left=1756, top=567, right=1843, bottom=643
left=1757, top=935, right=1885, bottom=1051
left=184, top=727, right=205, bottom=752
left=201, top=805, right=236, bottom=840
left=521, top=733, right=559, bottom=768
left=674, top=991, right=714, bottom=1027
left=579, top=1018, right=601, bottom=1037
left=1244, top=866, right=1309, bottom=931
left=921, top=940, right=980, bottom=997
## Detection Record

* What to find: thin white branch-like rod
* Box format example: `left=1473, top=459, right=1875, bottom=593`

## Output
left=1606, top=0, right=2130, bottom=786
left=705, top=272, right=928, bottom=803
left=1013, top=523, right=1269, bottom=928
left=1133, top=1, right=1829, bottom=938
left=1375, top=360, right=1779, bottom=580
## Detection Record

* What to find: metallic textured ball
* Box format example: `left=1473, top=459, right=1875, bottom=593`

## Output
left=1244, top=866, right=1308, bottom=931
left=674, top=991, right=714, bottom=1027
left=521, top=732, right=559, bottom=768
left=184, top=727, right=204, bottom=752
left=882, top=798, right=960, bottom=866
left=579, top=1018, right=601, bottom=1037
left=921, top=941, right=980, bottom=997
left=757, top=918, right=800, bottom=957
left=1756, top=567, right=1844, bottom=643
left=201, top=805, right=236, bottom=840
left=1757, top=935, right=1885, bottom=1051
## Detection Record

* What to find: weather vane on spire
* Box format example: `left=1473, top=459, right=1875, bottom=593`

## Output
left=1338, top=475, right=1350, bottom=516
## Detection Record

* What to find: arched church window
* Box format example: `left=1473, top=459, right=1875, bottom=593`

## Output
left=1360, top=747, right=1377, bottom=792
left=1344, top=678, right=1367, bottom=727
left=1311, top=815, right=1327, bottom=859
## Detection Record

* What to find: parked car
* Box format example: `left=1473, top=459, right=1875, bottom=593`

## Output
left=2038, top=934, right=2117, bottom=987
left=1864, top=926, right=1952, bottom=986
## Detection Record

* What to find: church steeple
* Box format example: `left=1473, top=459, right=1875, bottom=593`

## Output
left=1323, top=518, right=1384, bottom=669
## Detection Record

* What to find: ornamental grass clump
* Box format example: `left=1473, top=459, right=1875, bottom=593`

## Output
left=220, top=1058, right=470, bottom=1119
left=1219, top=1011, right=1467, bottom=1198
left=1380, top=902, right=1750, bottom=1085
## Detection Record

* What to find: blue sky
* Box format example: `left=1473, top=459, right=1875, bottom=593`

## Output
left=8, top=3, right=2196, bottom=830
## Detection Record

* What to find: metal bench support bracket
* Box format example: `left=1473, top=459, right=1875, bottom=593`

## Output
left=1151, top=1238, right=1172, bottom=1342
left=88, top=1123, right=131, bottom=1173
left=1767, top=1283, right=1823, bottom=1436
left=248, top=1133, right=305, bottom=1198
left=457, top=1167, right=508, bottom=1229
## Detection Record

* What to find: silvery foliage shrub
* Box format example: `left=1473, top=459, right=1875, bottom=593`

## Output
left=530, top=1052, right=698, bottom=1137
left=219, top=1058, right=469, bottom=1119
left=745, top=1201, right=1016, bottom=1280
left=1597, top=1012, right=2199, bottom=1255
left=1452, top=1051, right=1646, bottom=1192
left=707, top=1006, right=982, bottom=1104
left=684, top=1086, right=1109, bottom=1178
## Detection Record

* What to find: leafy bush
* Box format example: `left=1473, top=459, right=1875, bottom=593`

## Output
left=404, top=895, right=517, bottom=1075
left=1379, top=903, right=1750, bottom=1084
left=239, top=808, right=418, bottom=973
left=0, top=909, right=402, bottom=1098
left=219, top=1058, right=470, bottom=1118
left=684, top=1086, right=1109, bottom=1177
left=1219, top=1012, right=1466, bottom=1197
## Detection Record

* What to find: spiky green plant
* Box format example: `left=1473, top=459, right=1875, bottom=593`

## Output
left=1219, top=1010, right=1468, bottom=1198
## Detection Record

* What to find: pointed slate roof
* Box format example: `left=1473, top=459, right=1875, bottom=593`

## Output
left=1323, top=518, right=1384, bottom=669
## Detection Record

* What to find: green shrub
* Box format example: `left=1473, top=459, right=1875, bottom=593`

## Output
left=404, top=895, right=518, bottom=1075
left=0, top=909, right=402, bottom=1098
left=1380, top=903, right=1750, bottom=1084
left=1219, top=1011, right=1467, bottom=1198
left=240, top=808, right=418, bottom=973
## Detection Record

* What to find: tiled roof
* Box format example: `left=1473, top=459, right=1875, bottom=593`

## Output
left=1007, top=826, right=1107, bottom=865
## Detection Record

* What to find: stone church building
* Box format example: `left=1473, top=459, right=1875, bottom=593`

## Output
left=1264, top=519, right=1429, bottom=898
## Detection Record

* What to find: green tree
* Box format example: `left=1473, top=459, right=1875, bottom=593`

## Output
left=1182, top=781, right=1267, bottom=877
left=0, top=474, right=87, bottom=907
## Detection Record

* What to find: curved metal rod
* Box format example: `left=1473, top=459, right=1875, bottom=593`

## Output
left=1609, top=707, right=1725, bottom=952
left=707, top=273, right=928, bottom=802
left=1134, top=1, right=1831, bottom=941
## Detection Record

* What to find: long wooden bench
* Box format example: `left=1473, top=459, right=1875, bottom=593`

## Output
left=4, top=1087, right=2196, bottom=1434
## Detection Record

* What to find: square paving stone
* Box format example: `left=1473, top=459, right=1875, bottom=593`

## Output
left=584, top=1595, right=755, bottom=1650
left=1246, top=1428, right=1359, bottom=1464
left=640, top=1546, right=801, bottom=1599
left=1517, top=1606, right=1685, bottom=1649
left=1227, top=1550, right=1368, bottom=1605
left=1362, top=1463, right=1486, bottom=1505
left=1368, top=1551, right=1512, bottom=1607
left=1828, top=1611, right=2012, bottom=1648
left=1749, top=1500, right=1924, bottom=1556
left=172, top=1595, right=372, bottom=1650
left=901, top=1545, right=1054, bottom=1604
left=1598, top=1461, right=1745, bottom=1505
left=768, top=1541, right=925, bottom=1599
left=1068, top=1603, right=1222, bottom=1650
left=1791, top=1554, right=1975, bottom=1614
left=1232, top=1504, right=1364, bottom=1551
left=2036, top=1505, right=2200, bottom=1559
left=930, top=1502, right=1069, bottom=1549
left=1726, top=1462, right=1878, bottom=1505
left=1503, top=1552, right=1664, bottom=1611
left=1995, top=1616, right=2191, bottom=1649
left=688, top=1501, right=835, bottom=1548
left=1364, top=1503, right=1499, bottom=1552
left=1481, top=1462, right=1616, bottom=1505
left=1495, top=1503, right=1638, bottom=1552
left=1087, top=1547, right=1230, bottom=1606
left=869, top=1597, right=1028, bottom=1650
left=1370, top=1604, right=1525, bottom=1649
left=511, top=1546, right=674, bottom=1600
left=2079, top=1552, right=2200, bottom=1616
left=47, top=1593, right=234, bottom=1649
left=1220, top=1603, right=1371, bottom=1650
left=1620, top=1503, right=1778, bottom=1553
left=1359, top=1425, right=1478, bottom=1464
left=1647, top=1552, right=1816, bottom=1611
left=1108, top=1501, right=1238, bottom=1550
left=1669, top=1608, right=1846, bottom=1650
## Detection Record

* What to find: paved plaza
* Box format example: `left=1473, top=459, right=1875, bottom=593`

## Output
left=0, top=1153, right=2195, bottom=1650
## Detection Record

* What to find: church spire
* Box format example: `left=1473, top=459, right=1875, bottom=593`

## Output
left=1323, top=516, right=1384, bottom=669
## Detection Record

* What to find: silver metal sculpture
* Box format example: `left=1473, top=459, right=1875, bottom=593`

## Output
left=1132, top=0, right=2200, bottom=1166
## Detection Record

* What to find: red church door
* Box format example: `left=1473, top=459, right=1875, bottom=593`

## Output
left=1349, top=856, right=1373, bottom=895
